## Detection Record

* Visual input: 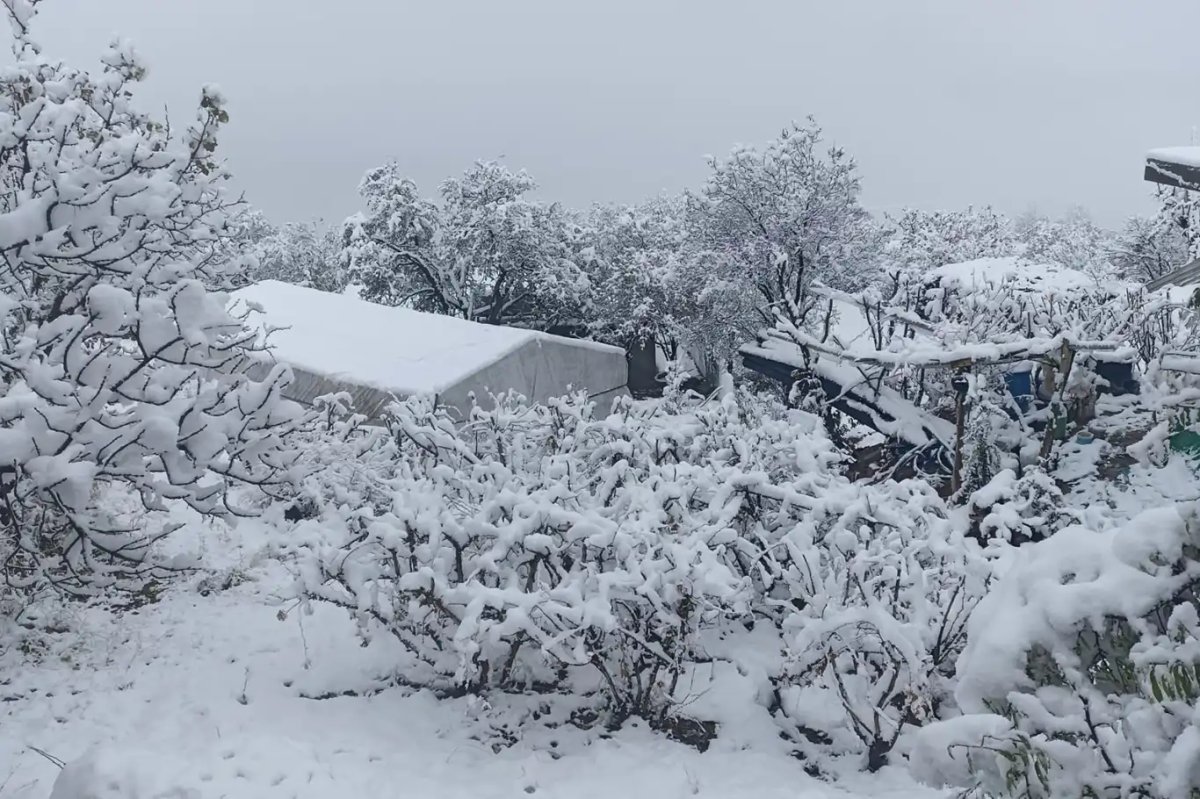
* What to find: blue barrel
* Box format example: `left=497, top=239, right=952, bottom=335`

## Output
left=1005, top=370, right=1034, bottom=413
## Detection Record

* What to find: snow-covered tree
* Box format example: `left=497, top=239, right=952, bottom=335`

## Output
left=1112, top=189, right=1199, bottom=284
left=583, top=197, right=757, bottom=376
left=688, top=119, right=883, bottom=329
left=1014, top=208, right=1115, bottom=278
left=583, top=196, right=685, bottom=349
left=253, top=219, right=346, bottom=294
left=1156, top=187, right=1200, bottom=262
left=885, top=206, right=1016, bottom=272
left=223, top=208, right=275, bottom=284
left=0, top=1, right=305, bottom=596
left=344, top=160, right=589, bottom=329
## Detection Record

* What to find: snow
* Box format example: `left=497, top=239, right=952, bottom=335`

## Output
left=807, top=289, right=877, bottom=353
left=1147, top=146, right=1200, bottom=169
left=230, top=281, right=621, bottom=396
left=2, top=521, right=941, bottom=799
left=906, top=714, right=1013, bottom=790
left=1164, top=285, right=1200, bottom=306
left=11, top=6, right=1200, bottom=796
left=930, top=256, right=1096, bottom=293
left=960, top=501, right=1194, bottom=703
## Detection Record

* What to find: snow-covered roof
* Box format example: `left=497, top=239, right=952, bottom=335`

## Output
left=1145, top=147, right=1200, bottom=191
left=930, top=256, right=1096, bottom=293
left=793, top=259, right=1098, bottom=367
left=1147, top=146, right=1200, bottom=169
left=230, top=280, right=621, bottom=395
left=1148, top=259, right=1200, bottom=293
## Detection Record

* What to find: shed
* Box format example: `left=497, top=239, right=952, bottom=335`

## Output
left=231, top=281, right=629, bottom=420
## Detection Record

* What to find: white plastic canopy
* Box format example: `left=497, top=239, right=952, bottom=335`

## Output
left=230, top=281, right=629, bottom=420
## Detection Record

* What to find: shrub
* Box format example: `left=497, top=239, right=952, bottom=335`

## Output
left=772, top=479, right=989, bottom=770
left=290, top=385, right=988, bottom=769
left=293, top=391, right=762, bottom=718
left=911, top=504, right=1200, bottom=798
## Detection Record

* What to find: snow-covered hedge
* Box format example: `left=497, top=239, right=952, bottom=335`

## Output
left=293, top=390, right=777, bottom=717
left=776, top=478, right=989, bottom=770
left=288, top=386, right=987, bottom=771
left=911, top=504, right=1200, bottom=798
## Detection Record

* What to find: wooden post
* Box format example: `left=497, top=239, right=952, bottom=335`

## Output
left=951, top=371, right=969, bottom=494
left=1039, top=340, right=1075, bottom=462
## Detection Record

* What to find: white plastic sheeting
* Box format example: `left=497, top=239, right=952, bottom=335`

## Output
left=231, top=281, right=628, bottom=420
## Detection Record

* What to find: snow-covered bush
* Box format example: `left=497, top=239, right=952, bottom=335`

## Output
left=771, top=479, right=990, bottom=771
left=912, top=504, right=1200, bottom=798
left=289, top=381, right=995, bottom=766
left=0, top=3, right=305, bottom=597
left=293, top=390, right=770, bottom=719
left=968, top=467, right=1076, bottom=545
left=283, top=393, right=397, bottom=520
left=288, top=386, right=844, bottom=710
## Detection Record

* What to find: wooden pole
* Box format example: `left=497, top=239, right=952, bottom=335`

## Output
left=951, top=372, right=969, bottom=494
left=1039, top=341, right=1074, bottom=463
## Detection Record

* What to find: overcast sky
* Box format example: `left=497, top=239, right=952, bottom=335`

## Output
left=29, top=1, right=1200, bottom=228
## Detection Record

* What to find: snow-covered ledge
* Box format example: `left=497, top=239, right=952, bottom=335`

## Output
left=1145, top=146, right=1200, bottom=190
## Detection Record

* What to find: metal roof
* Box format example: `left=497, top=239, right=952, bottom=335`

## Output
left=1146, top=151, right=1200, bottom=192
left=1146, top=258, right=1200, bottom=292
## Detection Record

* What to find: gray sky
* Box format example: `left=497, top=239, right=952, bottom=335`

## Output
left=31, top=0, right=1200, bottom=228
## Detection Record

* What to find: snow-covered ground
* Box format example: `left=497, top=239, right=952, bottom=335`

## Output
left=1, top=525, right=943, bottom=799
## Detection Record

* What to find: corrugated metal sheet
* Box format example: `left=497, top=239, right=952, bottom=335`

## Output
left=1146, top=258, right=1200, bottom=292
